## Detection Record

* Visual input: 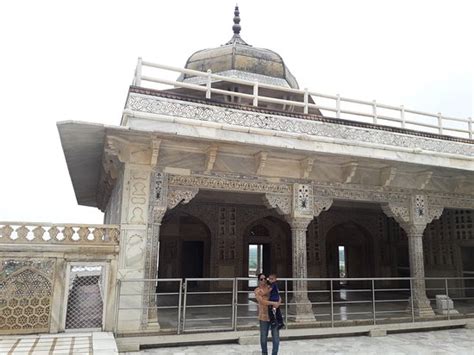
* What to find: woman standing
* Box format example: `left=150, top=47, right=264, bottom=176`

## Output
left=255, top=273, right=281, bottom=355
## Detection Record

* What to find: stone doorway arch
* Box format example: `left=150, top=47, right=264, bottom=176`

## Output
left=326, top=221, right=374, bottom=287
left=242, top=216, right=291, bottom=282
left=158, top=211, right=211, bottom=283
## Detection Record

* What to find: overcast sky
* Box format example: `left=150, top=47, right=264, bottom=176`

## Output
left=0, top=0, right=472, bottom=224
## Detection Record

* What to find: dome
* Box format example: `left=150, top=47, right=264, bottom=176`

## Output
left=179, top=6, right=299, bottom=89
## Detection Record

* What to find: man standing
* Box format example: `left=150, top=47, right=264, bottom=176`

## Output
left=255, top=273, right=281, bottom=355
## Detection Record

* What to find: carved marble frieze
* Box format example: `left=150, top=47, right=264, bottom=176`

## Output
left=312, top=183, right=412, bottom=204
left=126, top=94, right=474, bottom=157
left=168, top=174, right=291, bottom=194
left=165, top=173, right=474, bottom=212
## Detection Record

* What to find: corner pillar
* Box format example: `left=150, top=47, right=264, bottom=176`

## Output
left=105, top=136, right=166, bottom=333
left=145, top=173, right=199, bottom=329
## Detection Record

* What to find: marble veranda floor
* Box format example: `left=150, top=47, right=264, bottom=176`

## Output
left=124, top=328, right=474, bottom=355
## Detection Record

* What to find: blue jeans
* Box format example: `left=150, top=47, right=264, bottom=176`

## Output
left=259, top=320, right=279, bottom=355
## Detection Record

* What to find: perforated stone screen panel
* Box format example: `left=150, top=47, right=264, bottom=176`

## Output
left=0, top=260, right=54, bottom=334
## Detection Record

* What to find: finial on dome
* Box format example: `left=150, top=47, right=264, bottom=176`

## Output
left=225, top=4, right=248, bottom=45
left=232, top=5, right=241, bottom=35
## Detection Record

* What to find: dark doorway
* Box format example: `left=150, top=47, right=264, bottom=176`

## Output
left=182, top=241, right=204, bottom=288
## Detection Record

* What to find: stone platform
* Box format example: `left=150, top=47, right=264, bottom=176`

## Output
left=125, top=328, right=474, bottom=354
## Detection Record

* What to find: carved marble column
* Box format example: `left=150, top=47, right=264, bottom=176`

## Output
left=264, top=184, right=332, bottom=322
left=144, top=201, right=167, bottom=329
left=382, top=195, right=443, bottom=317
left=406, top=226, right=434, bottom=316
left=287, top=216, right=315, bottom=321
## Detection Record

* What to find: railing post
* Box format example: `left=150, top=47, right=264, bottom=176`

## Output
left=468, top=117, right=472, bottom=139
left=232, top=278, right=237, bottom=331
left=438, top=112, right=443, bottom=135
left=400, top=105, right=406, bottom=129
left=409, top=278, right=415, bottom=322
left=177, top=279, right=183, bottom=334
left=253, top=82, right=259, bottom=106
left=371, top=279, right=376, bottom=325
left=303, top=88, right=309, bottom=114
left=330, top=279, right=334, bottom=327
left=206, top=69, right=212, bottom=99
left=372, top=100, right=378, bottom=124
left=182, top=279, right=188, bottom=333
left=134, top=57, right=142, bottom=86
left=336, top=94, right=341, bottom=119
left=284, top=279, right=288, bottom=330
left=445, top=278, right=450, bottom=320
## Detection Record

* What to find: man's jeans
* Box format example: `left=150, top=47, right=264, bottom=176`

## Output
left=259, top=320, right=279, bottom=355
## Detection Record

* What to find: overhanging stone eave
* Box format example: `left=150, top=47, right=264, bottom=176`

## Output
left=57, top=120, right=107, bottom=208
left=124, top=112, right=474, bottom=173
left=57, top=120, right=171, bottom=208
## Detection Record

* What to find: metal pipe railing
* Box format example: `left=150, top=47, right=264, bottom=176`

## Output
left=131, top=59, right=473, bottom=140
left=114, top=276, right=474, bottom=335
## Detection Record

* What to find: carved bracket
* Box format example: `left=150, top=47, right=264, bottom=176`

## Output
left=255, top=151, right=268, bottom=175
left=314, top=196, right=333, bottom=216
left=205, top=145, right=218, bottom=172
left=150, top=138, right=161, bottom=166
left=300, top=157, right=314, bottom=179
left=342, top=162, right=358, bottom=184
left=105, top=136, right=131, bottom=163
left=152, top=206, right=167, bottom=224
left=380, top=167, right=397, bottom=187
left=167, top=187, right=199, bottom=210
left=263, top=193, right=291, bottom=215
left=415, top=171, right=433, bottom=190
left=382, top=203, right=410, bottom=227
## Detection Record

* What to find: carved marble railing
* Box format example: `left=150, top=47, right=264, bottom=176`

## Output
left=0, top=222, right=120, bottom=244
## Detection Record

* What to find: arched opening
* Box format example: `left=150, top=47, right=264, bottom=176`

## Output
left=242, top=216, right=291, bottom=287
left=326, top=221, right=374, bottom=287
left=158, top=211, right=211, bottom=285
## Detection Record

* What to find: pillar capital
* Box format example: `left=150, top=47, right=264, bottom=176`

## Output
left=381, top=194, right=443, bottom=236
left=263, top=184, right=332, bottom=220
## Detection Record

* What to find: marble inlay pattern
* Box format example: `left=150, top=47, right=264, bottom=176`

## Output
left=126, top=94, right=474, bottom=157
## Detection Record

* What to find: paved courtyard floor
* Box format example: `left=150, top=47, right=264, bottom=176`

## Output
left=0, top=332, right=117, bottom=354
left=125, top=328, right=474, bottom=355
